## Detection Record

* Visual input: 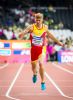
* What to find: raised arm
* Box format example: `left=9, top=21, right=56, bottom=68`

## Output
left=46, top=28, right=63, bottom=46
left=19, top=25, right=33, bottom=39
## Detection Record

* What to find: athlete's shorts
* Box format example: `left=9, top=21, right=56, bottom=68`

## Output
left=31, top=46, right=43, bottom=62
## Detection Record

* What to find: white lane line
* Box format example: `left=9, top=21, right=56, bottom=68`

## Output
left=52, top=63, right=73, bottom=75
left=0, top=63, right=9, bottom=69
left=5, top=63, right=24, bottom=100
left=45, top=72, right=73, bottom=99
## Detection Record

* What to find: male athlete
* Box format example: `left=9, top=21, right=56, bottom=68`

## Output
left=19, top=13, right=63, bottom=90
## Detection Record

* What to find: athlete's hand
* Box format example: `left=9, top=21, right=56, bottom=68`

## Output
left=58, top=42, right=64, bottom=47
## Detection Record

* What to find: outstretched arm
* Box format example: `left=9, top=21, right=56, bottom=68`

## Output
left=19, top=25, right=33, bottom=39
left=46, top=30, right=63, bottom=46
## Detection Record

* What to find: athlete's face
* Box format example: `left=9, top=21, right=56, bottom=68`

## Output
left=35, top=18, right=43, bottom=25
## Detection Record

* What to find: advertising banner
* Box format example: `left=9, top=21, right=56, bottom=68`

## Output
left=0, top=40, right=46, bottom=63
left=58, top=51, right=73, bottom=63
left=0, top=40, right=31, bottom=63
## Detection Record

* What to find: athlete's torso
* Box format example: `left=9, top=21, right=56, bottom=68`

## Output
left=30, top=24, right=47, bottom=46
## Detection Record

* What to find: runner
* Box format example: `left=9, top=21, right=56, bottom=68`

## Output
left=19, top=13, right=63, bottom=90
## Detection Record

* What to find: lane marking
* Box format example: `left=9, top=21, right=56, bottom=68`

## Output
left=45, top=72, right=73, bottom=99
left=5, top=62, right=73, bottom=100
left=52, top=63, right=73, bottom=75
left=5, top=63, right=24, bottom=100
left=0, top=63, right=9, bottom=69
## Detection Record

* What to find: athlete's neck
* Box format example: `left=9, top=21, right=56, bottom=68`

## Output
left=35, top=23, right=43, bottom=29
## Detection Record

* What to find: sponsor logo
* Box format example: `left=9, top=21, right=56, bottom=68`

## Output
left=21, top=50, right=30, bottom=55
left=13, top=50, right=30, bottom=55
left=13, top=50, right=21, bottom=54
left=4, top=43, right=10, bottom=48
left=58, top=51, right=73, bottom=62
left=61, top=55, right=73, bottom=62
left=12, top=42, right=31, bottom=49
left=0, top=49, right=11, bottom=56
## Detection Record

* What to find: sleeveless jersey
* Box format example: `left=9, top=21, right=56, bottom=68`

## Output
left=30, top=24, right=47, bottom=46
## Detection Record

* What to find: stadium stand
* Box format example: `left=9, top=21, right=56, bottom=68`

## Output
left=0, top=0, right=73, bottom=52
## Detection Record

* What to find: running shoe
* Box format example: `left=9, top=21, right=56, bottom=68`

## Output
left=41, top=82, right=46, bottom=90
left=32, top=75, right=37, bottom=83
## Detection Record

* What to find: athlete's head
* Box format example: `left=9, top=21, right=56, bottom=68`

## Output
left=35, top=13, right=43, bottom=24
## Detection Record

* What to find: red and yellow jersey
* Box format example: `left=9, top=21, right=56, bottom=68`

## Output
left=30, top=24, right=47, bottom=46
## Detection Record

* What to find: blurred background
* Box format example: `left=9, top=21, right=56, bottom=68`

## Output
left=0, top=0, right=73, bottom=62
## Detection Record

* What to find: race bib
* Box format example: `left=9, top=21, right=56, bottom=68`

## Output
left=32, top=36, right=43, bottom=46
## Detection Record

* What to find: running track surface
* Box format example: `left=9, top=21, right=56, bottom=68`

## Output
left=0, top=62, right=73, bottom=100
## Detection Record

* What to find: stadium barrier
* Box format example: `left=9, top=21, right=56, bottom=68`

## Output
left=58, top=51, right=73, bottom=63
left=0, top=40, right=46, bottom=63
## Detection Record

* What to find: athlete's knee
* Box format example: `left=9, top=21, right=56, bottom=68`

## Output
left=39, top=62, right=44, bottom=69
left=31, top=61, right=36, bottom=66
left=31, top=62, right=36, bottom=70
